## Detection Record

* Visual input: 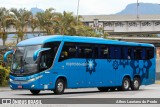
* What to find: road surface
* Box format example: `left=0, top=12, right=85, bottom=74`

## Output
left=0, top=84, right=160, bottom=107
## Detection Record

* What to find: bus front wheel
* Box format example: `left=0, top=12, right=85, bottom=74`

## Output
left=131, top=77, right=140, bottom=90
left=30, top=90, right=40, bottom=95
left=121, top=77, right=130, bottom=91
left=54, top=79, right=65, bottom=94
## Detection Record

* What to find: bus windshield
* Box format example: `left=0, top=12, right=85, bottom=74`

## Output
left=11, top=45, right=42, bottom=76
left=10, top=42, right=60, bottom=76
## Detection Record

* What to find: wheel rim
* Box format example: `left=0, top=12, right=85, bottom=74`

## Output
left=57, top=82, right=64, bottom=92
left=134, top=80, right=139, bottom=88
left=124, top=80, right=129, bottom=89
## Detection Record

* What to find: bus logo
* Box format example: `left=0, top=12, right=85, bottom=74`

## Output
left=86, top=59, right=97, bottom=74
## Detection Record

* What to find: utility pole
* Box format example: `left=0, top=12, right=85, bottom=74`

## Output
left=76, top=0, right=80, bottom=26
left=137, top=0, right=139, bottom=19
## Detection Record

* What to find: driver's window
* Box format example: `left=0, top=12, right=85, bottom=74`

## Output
left=39, top=42, right=60, bottom=71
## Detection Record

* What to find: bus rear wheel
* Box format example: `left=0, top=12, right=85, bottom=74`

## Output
left=97, top=87, right=109, bottom=92
left=121, top=77, right=130, bottom=91
left=131, top=77, right=140, bottom=90
left=54, top=79, right=65, bottom=94
left=30, top=90, right=40, bottom=95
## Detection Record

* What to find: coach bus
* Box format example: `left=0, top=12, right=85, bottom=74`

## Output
left=4, top=35, right=156, bottom=95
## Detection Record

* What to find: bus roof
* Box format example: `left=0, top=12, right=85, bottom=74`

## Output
left=17, top=35, right=154, bottom=47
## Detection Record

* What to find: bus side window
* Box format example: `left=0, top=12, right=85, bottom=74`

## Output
left=114, top=46, right=121, bottom=59
left=122, top=47, right=133, bottom=60
left=68, top=47, right=77, bottom=58
left=93, top=45, right=99, bottom=59
left=122, top=47, right=127, bottom=59
left=109, top=46, right=121, bottom=59
left=134, top=48, right=142, bottom=60
left=59, top=42, right=78, bottom=62
left=146, top=48, right=154, bottom=59
left=84, top=48, right=92, bottom=58
left=109, top=46, right=115, bottom=59
left=141, top=48, right=146, bottom=60
left=99, top=45, right=109, bottom=59
left=127, top=48, right=133, bottom=59
left=78, top=43, right=93, bottom=58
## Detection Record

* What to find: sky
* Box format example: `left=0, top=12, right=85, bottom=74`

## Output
left=1, top=0, right=160, bottom=15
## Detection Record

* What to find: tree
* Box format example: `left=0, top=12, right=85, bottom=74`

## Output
left=74, top=25, right=109, bottom=38
left=56, top=11, right=79, bottom=35
left=29, top=14, right=39, bottom=37
left=0, top=7, right=12, bottom=46
left=36, top=8, right=57, bottom=35
left=10, top=8, right=32, bottom=43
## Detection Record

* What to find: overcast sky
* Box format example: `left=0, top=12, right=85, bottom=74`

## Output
left=1, top=0, right=160, bottom=15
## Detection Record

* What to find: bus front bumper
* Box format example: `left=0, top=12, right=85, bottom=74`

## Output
left=9, top=75, right=43, bottom=90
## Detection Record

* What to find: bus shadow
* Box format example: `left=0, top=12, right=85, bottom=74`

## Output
left=16, top=89, right=145, bottom=96
left=17, top=90, right=100, bottom=96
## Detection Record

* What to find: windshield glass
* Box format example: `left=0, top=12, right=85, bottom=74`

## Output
left=11, top=45, right=41, bottom=76
left=10, top=42, right=61, bottom=76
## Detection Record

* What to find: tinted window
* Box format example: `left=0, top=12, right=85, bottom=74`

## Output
left=39, top=42, right=60, bottom=71
left=59, top=42, right=78, bottom=61
left=109, top=46, right=121, bottom=59
left=78, top=43, right=93, bottom=58
left=121, top=47, right=134, bottom=60
left=133, top=47, right=154, bottom=60
left=146, top=47, right=154, bottom=59
left=99, top=45, right=109, bottom=59
left=93, top=45, right=99, bottom=59
left=59, top=42, right=100, bottom=61
left=58, top=42, right=154, bottom=61
left=134, top=48, right=142, bottom=60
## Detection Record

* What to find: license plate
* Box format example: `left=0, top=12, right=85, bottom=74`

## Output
left=18, top=85, right=22, bottom=89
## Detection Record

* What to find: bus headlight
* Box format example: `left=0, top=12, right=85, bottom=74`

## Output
left=9, top=78, right=13, bottom=82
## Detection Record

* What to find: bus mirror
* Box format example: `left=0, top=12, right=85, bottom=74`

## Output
left=33, top=48, right=51, bottom=61
left=4, top=50, right=14, bottom=62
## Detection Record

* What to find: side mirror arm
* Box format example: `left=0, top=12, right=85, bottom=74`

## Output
left=4, top=50, right=14, bottom=62
left=33, top=48, right=51, bottom=61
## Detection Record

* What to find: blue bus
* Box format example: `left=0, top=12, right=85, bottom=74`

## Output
left=4, top=35, right=156, bottom=95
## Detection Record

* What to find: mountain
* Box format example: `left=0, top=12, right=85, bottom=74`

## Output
left=116, top=3, right=160, bottom=15
left=30, top=7, right=44, bottom=15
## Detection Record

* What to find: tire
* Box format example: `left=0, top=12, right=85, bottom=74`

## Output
left=30, top=90, right=40, bottom=95
left=97, top=87, right=109, bottom=92
left=54, top=79, right=65, bottom=94
left=131, top=77, right=140, bottom=90
left=121, top=77, right=130, bottom=91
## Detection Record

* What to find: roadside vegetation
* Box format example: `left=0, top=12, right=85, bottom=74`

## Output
left=0, top=47, right=10, bottom=86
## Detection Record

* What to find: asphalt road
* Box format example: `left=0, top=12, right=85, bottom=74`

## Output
left=0, top=84, right=159, bottom=98
left=0, top=84, right=160, bottom=107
